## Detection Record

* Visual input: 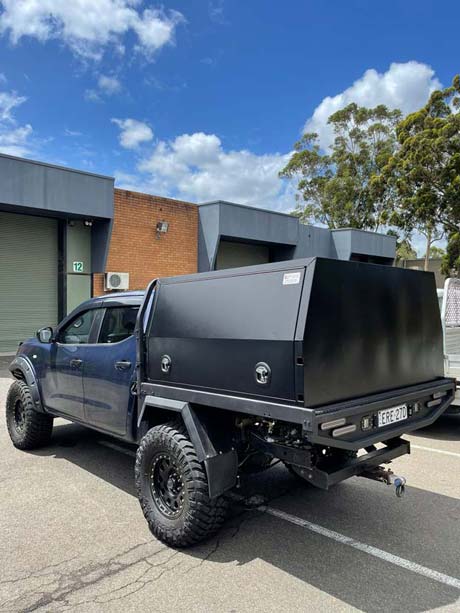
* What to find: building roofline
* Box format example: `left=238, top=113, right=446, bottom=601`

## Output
left=332, top=227, right=396, bottom=239
left=0, top=152, right=114, bottom=182
left=199, top=199, right=295, bottom=219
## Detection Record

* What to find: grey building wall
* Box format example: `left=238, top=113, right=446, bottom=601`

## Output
left=332, top=229, right=396, bottom=263
left=293, top=224, right=336, bottom=259
left=198, top=202, right=221, bottom=271
left=198, top=200, right=396, bottom=271
left=0, top=154, right=115, bottom=321
left=218, top=201, right=298, bottom=245
left=0, top=153, right=114, bottom=272
left=198, top=201, right=299, bottom=271
left=0, top=154, right=113, bottom=218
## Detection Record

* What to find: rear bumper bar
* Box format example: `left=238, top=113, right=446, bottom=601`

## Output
left=444, top=384, right=460, bottom=414
left=309, top=378, right=455, bottom=451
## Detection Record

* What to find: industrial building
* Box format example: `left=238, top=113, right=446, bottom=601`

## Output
left=0, top=153, right=396, bottom=353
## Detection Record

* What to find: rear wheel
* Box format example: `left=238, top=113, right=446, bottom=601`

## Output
left=6, top=380, right=53, bottom=450
left=135, top=422, right=228, bottom=547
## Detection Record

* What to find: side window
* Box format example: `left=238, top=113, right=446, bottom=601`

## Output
left=98, top=306, right=139, bottom=344
left=58, top=310, right=97, bottom=345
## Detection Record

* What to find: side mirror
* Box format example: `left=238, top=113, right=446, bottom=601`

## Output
left=37, top=327, right=53, bottom=344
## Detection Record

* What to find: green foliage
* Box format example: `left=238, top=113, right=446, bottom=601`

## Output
left=426, top=245, right=446, bottom=259
left=442, top=233, right=460, bottom=276
left=384, top=75, right=460, bottom=234
left=387, top=229, right=417, bottom=260
left=397, top=240, right=418, bottom=260
left=280, top=103, right=401, bottom=230
left=282, top=77, right=460, bottom=271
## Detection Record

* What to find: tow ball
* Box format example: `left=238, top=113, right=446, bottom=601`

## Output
left=393, top=476, right=406, bottom=498
left=360, top=466, right=407, bottom=497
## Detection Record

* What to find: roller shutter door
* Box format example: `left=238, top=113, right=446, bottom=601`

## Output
left=0, top=212, right=58, bottom=353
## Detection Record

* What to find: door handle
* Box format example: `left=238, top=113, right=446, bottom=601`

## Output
left=115, top=360, right=132, bottom=371
left=70, top=358, right=83, bottom=368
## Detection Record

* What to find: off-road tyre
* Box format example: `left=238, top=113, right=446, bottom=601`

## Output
left=6, top=379, right=53, bottom=450
left=135, top=422, right=228, bottom=548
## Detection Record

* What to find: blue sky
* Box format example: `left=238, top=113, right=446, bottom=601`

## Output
left=0, top=0, right=458, bottom=232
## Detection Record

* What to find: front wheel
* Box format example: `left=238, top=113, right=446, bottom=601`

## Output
left=135, top=422, right=228, bottom=547
left=6, top=380, right=53, bottom=450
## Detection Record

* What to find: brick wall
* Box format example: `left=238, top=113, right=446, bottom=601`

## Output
left=93, top=189, right=198, bottom=295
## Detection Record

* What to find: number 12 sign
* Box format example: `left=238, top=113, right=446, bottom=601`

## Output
left=73, top=261, right=84, bottom=273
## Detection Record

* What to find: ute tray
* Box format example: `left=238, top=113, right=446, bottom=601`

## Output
left=143, top=257, right=444, bottom=408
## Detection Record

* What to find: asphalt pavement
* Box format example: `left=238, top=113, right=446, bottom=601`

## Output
left=1, top=375, right=460, bottom=613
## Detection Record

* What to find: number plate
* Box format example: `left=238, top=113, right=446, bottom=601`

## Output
left=378, top=405, right=408, bottom=428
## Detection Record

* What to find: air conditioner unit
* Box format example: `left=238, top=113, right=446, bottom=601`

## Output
left=105, top=272, right=130, bottom=291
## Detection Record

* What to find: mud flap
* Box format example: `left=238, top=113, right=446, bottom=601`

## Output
left=205, top=450, right=238, bottom=498
left=140, top=395, right=239, bottom=498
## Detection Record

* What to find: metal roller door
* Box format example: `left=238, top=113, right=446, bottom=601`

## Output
left=0, top=212, right=58, bottom=353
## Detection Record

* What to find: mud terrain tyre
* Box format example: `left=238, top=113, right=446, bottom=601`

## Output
left=6, top=380, right=53, bottom=450
left=135, top=422, right=228, bottom=547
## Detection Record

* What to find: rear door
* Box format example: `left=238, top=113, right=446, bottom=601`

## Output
left=83, top=304, right=139, bottom=436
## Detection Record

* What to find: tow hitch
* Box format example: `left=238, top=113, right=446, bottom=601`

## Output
left=361, top=466, right=407, bottom=497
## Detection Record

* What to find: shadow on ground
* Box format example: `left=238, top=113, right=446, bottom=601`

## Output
left=410, top=413, right=460, bottom=441
left=27, top=421, right=460, bottom=613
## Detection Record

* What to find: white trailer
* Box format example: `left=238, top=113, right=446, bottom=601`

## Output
left=439, top=278, right=460, bottom=412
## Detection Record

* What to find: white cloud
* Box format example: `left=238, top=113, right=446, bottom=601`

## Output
left=0, top=1, right=184, bottom=61
left=98, top=74, right=121, bottom=95
left=85, top=74, right=122, bottom=101
left=305, top=61, right=441, bottom=149
left=84, top=89, right=102, bottom=103
left=144, top=75, right=187, bottom=92
left=64, top=128, right=82, bottom=137
left=119, top=130, right=293, bottom=208
left=114, top=62, right=443, bottom=213
left=112, top=118, right=153, bottom=149
left=208, top=1, right=227, bottom=25
left=0, top=90, right=26, bottom=120
left=0, top=123, right=32, bottom=156
left=0, top=89, right=33, bottom=156
left=133, top=8, right=183, bottom=54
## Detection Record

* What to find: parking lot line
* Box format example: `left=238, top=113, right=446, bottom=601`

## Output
left=411, top=444, right=460, bottom=459
left=100, top=437, right=460, bottom=590
left=262, top=506, right=460, bottom=591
